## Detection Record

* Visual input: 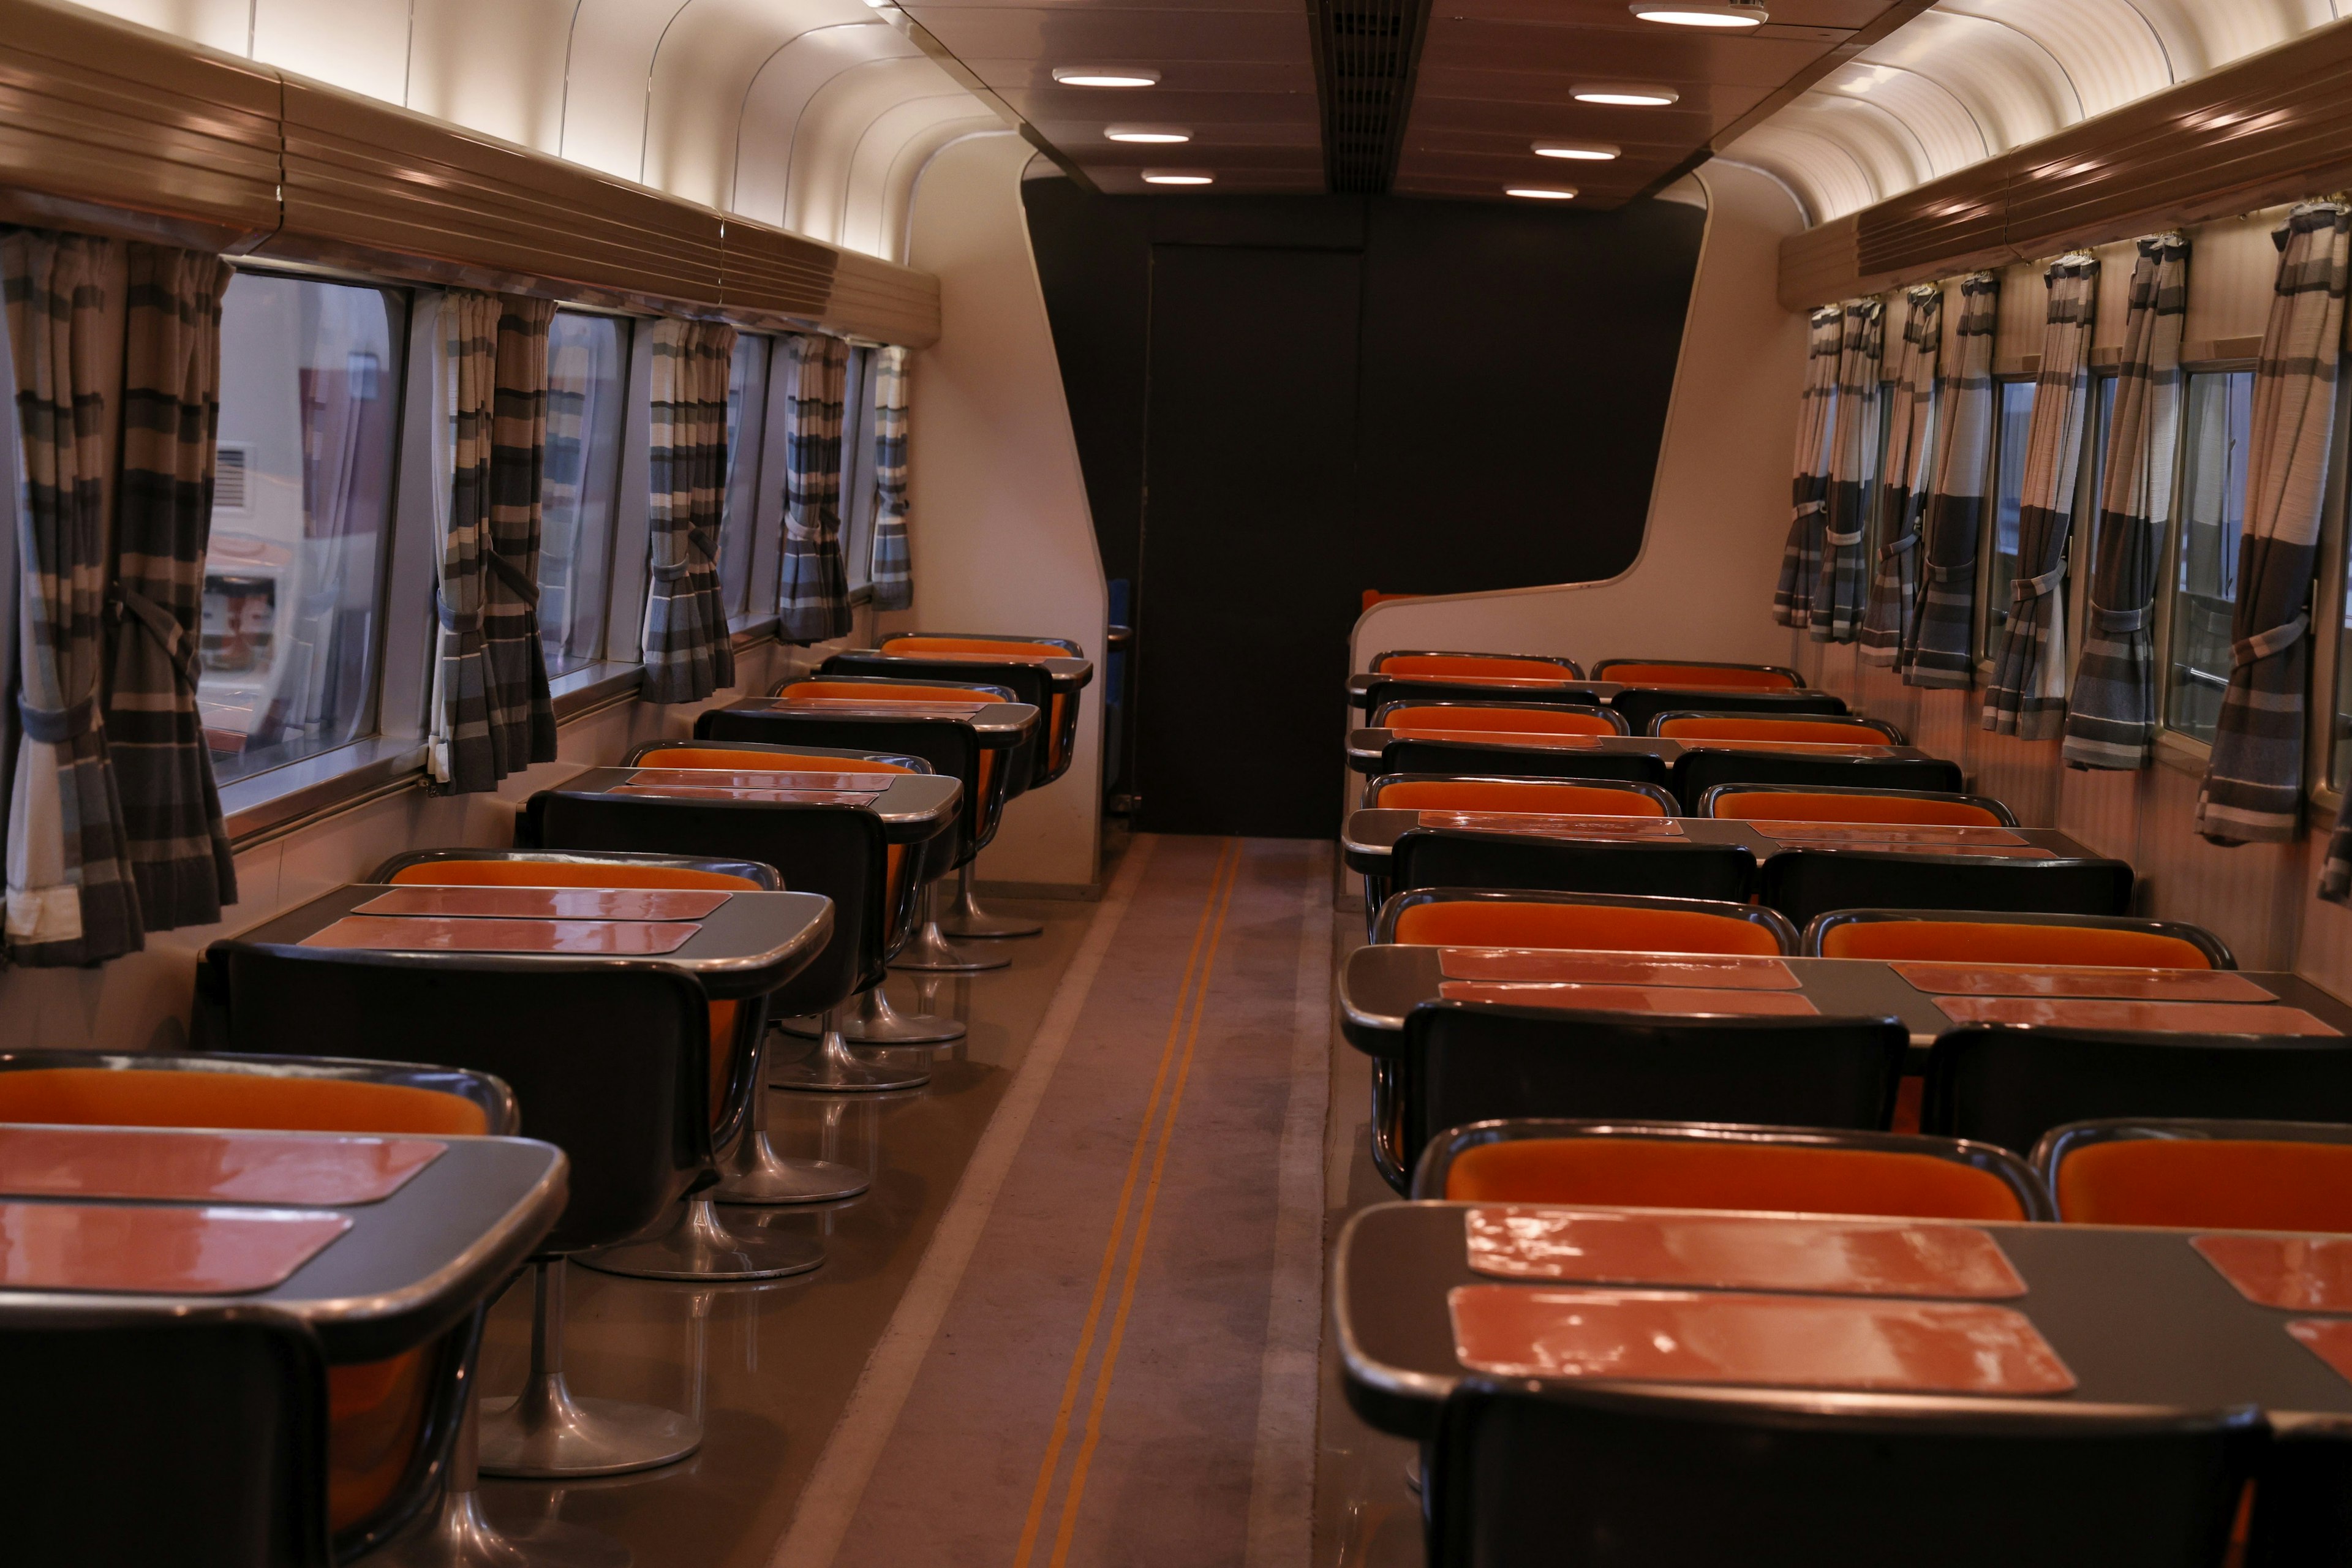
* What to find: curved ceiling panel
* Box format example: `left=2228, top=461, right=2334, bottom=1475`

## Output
left=786, top=55, right=968, bottom=241
left=734, top=21, right=924, bottom=228
left=840, top=94, right=995, bottom=258
left=561, top=0, right=688, bottom=181
left=1725, top=0, right=2342, bottom=225
left=875, top=116, right=1006, bottom=263
left=644, top=0, right=880, bottom=209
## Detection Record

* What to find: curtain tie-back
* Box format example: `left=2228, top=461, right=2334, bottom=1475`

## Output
left=649, top=527, right=717, bottom=583
left=434, top=582, right=480, bottom=637
left=17, top=690, right=98, bottom=745
left=2090, top=603, right=2150, bottom=634
left=2234, top=612, right=2309, bottom=666
left=2012, top=565, right=2064, bottom=603
left=109, top=585, right=202, bottom=692
left=1928, top=560, right=1973, bottom=584
left=484, top=547, right=541, bottom=609
left=1795, top=499, right=1826, bottom=516
left=1879, top=530, right=1918, bottom=561
left=1824, top=526, right=1865, bottom=546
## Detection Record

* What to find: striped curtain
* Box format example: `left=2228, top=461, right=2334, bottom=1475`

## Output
left=108, top=246, right=236, bottom=928
left=2064, top=235, right=2187, bottom=770
left=1772, top=307, right=1843, bottom=628
left=642, top=317, right=737, bottom=703
left=778, top=333, right=850, bottom=644
left=1904, top=271, right=2000, bottom=687
left=1985, top=255, right=2101, bottom=738
left=1812, top=299, right=1883, bottom=643
left=2197, top=203, right=2351, bottom=845
left=2, top=230, right=140, bottom=965
left=1860, top=287, right=1941, bottom=665
left=428, top=293, right=557, bottom=791
left=869, top=344, right=912, bottom=612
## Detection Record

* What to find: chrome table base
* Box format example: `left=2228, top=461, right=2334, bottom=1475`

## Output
left=479, top=1261, right=702, bottom=1478
left=890, top=884, right=1011, bottom=974
left=382, top=1397, right=631, bottom=1567
left=576, top=1196, right=824, bottom=1282
left=769, top=1010, right=933, bottom=1093
left=934, top=862, right=1042, bottom=939
left=781, top=981, right=964, bottom=1046
left=712, top=1013, right=875, bottom=1200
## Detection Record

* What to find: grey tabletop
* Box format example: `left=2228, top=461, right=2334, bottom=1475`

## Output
left=1335, top=1200, right=2352, bottom=1441
left=1336, top=943, right=2352, bottom=1066
left=0, top=1134, right=565, bottom=1362
left=553, top=765, right=961, bottom=845
left=750, top=693, right=1041, bottom=744
left=1340, top=809, right=2094, bottom=876
left=834, top=650, right=1095, bottom=692
left=1343, top=729, right=1937, bottom=774
left=231, top=884, right=834, bottom=1001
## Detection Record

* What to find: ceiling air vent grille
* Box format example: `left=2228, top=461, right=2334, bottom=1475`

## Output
left=1314, top=0, right=1433, bottom=194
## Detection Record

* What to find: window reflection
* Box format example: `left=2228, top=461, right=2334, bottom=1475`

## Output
left=202, top=273, right=404, bottom=784
left=537, top=311, right=629, bottom=678
left=842, top=345, right=876, bottom=592
left=1983, top=379, right=2036, bottom=638
left=2166, top=369, right=2255, bottom=744
left=715, top=333, right=771, bottom=622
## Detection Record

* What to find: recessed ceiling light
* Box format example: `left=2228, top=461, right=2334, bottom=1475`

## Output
left=1053, top=66, right=1161, bottom=87
left=1533, top=140, right=1620, bottom=161
left=1506, top=185, right=1578, bottom=200
left=1142, top=169, right=1214, bottom=185
left=1106, top=124, right=1193, bottom=144
left=1571, top=83, right=1681, bottom=106
left=1630, top=2, right=1768, bottom=26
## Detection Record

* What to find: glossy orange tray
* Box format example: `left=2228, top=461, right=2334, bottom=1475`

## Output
left=1377, top=673, right=1584, bottom=688
left=1448, top=1285, right=2074, bottom=1393
left=354, top=885, right=730, bottom=922
left=1894, top=963, right=2272, bottom=1003
left=0, top=1202, right=353, bottom=1295
left=1438, top=948, right=1800, bottom=989
left=1679, top=739, right=1900, bottom=758
left=1439, top=982, right=1819, bottom=1017
left=1933, top=995, right=2340, bottom=1035
left=1750, top=821, right=2027, bottom=846
left=770, top=698, right=991, bottom=718
left=301, top=915, right=700, bottom=956
left=625, top=767, right=894, bottom=792
left=0, top=1126, right=444, bottom=1206
left=1787, top=840, right=2055, bottom=859
left=1463, top=1207, right=2024, bottom=1298
left=607, top=783, right=881, bottom=805
left=1415, top=812, right=1684, bottom=838
left=2288, top=1319, right=2352, bottom=1384
left=2195, top=1234, right=2352, bottom=1311
left=1393, top=728, right=1605, bottom=750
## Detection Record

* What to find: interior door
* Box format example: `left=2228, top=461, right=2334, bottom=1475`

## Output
left=1135, top=243, right=1363, bottom=838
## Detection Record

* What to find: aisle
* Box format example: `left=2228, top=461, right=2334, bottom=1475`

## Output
left=777, top=835, right=1335, bottom=1568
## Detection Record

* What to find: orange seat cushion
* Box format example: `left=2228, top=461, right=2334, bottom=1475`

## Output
left=1602, top=663, right=1797, bottom=690
left=1446, top=1137, right=2024, bottom=1221
left=635, top=747, right=914, bottom=777
left=880, top=636, right=1061, bottom=660
left=1709, top=790, right=2000, bottom=826
left=1379, top=654, right=1571, bottom=679
left=1820, top=920, right=2211, bottom=969
left=2057, top=1138, right=2352, bottom=1231
left=0, top=1068, right=489, bottom=1136
left=1659, top=717, right=1882, bottom=744
left=780, top=680, right=1004, bottom=704
left=327, top=1349, right=433, bottom=1530
left=1387, top=705, right=1615, bottom=737
left=1393, top=900, right=1781, bottom=956
left=1375, top=780, right=1667, bottom=817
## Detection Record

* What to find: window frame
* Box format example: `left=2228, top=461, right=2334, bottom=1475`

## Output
left=2310, top=354, right=2352, bottom=813
left=842, top=342, right=878, bottom=600
left=2152, top=357, right=2260, bottom=762
left=1974, top=372, right=2039, bottom=669
left=535, top=305, right=638, bottom=685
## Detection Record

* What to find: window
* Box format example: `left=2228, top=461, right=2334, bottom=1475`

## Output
left=2165, top=369, right=2256, bottom=744
left=2337, top=554, right=2352, bottom=790
left=715, top=333, right=772, bottom=624
left=537, top=311, right=631, bottom=679
left=201, top=273, right=406, bottom=786
left=842, top=345, right=876, bottom=593
left=1982, top=379, right=2036, bottom=642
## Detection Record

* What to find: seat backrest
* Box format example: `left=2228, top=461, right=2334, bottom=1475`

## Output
left=1654, top=714, right=1902, bottom=744
left=2040, top=1120, right=2352, bottom=1231
left=1593, top=660, right=1801, bottom=689
left=1379, top=703, right=1621, bottom=737
left=1384, top=891, right=1794, bottom=955
left=1371, top=777, right=1669, bottom=816
left=1427, top=1378, right=2262, bottom=1568
left=1377, top=652, right=1581, bottom=679
left=1426, top=1125, right=2036, bottom=1220
left=881, top=635, right=1078, bottom=658
left=1391, top=831, right=1759, bottom=904
left=1383, top=738, right=1670, bottom=790
left=211, top=948, right=711, bottom=1253
left=374, top=846, right=785, bottom=891
left=0, top=1060, right=496, bottom=1136
left=1811, top=912, right=2223, bottom=968
left=1404, top=1004, right=1907, bottom=1151
left=628, top=744, right=916, bottom=778
left=1700, top=785, right=2013, bottom=826
left=1670, top=750, right=1961, bottom=807
left=1, top=1305, right=335, bottom=1568
left=778, top=677, right=1007, bottom=704
left=1760, top=848, right=2133, bottom=928
left=1924, top=1025, right=2352, bottom=1155
left=698, top=706, right=990, bottom=854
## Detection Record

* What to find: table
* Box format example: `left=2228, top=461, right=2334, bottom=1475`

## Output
left=1337, top=943, right=2352, bottom=1068
left=230, top=883, right=835, bottom=1002
left=0, top=1128, right=564, bottom=1362
left=1344, top=728, right=1941, bottom=777
left=822, top=651, right=1091, bottom=786
left=551, top=766, right=960, bottom=850
left=1345, top=674, right=1842, bottom=717
left=1335, top=1199, right=2352, bottom=1441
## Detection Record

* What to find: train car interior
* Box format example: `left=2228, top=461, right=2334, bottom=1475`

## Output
left=15, top=0, right=2352, bottom=1563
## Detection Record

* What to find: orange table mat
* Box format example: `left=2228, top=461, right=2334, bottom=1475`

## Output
left=1749, top=821, right=2026, bottom=846
left=2196, top=1234, right=2352, bottom=1312
left=1932, top=995, right=2339, bottom=1035
left=1415, top=812, right=1684, bottom=837
left=354, top=885, right=729, bottom=922
left=0, top=1126, right=443, bottom=1207
left=1894, top=963, right=2273, bottom=1003
left=625, top=767, right=894, bottom=792
left=608, top=783, right=881, bottom=805
left=301, top=915, right=699, bottom=956
left=1438, top=949, right=1799, bottom=989
left=0, top=1201, right=352, bottom=1295
left=1439, top=982, right=1819, bottom=1017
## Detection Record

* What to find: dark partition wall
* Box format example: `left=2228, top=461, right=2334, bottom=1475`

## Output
left=1026, top=179, right=1704, bottom=837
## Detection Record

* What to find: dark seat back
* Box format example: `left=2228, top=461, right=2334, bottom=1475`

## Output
left=207, top=949, right=710, bottom=1253
left=1610, top=686, right=1845, bottom=733
left=1670, top=748, right=1962, bottom=807
left=1381, top=737, right=1670, bottom=789
left=0, top=1305, right=334, bottom=1568
left=1403, top=1001, right=1907, bottom=1155
left=698, top=706, right=992, bottom=865
left=524, top=791, right=886, bottom=1011
left=1923, top=1024, right=2352, bottom=1155
left=1390, top=829, right=1757, bottom=902
left=1759, top=847, right=2133, bottom=927
left=1426, top=1378, right=2263, bottom=1568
